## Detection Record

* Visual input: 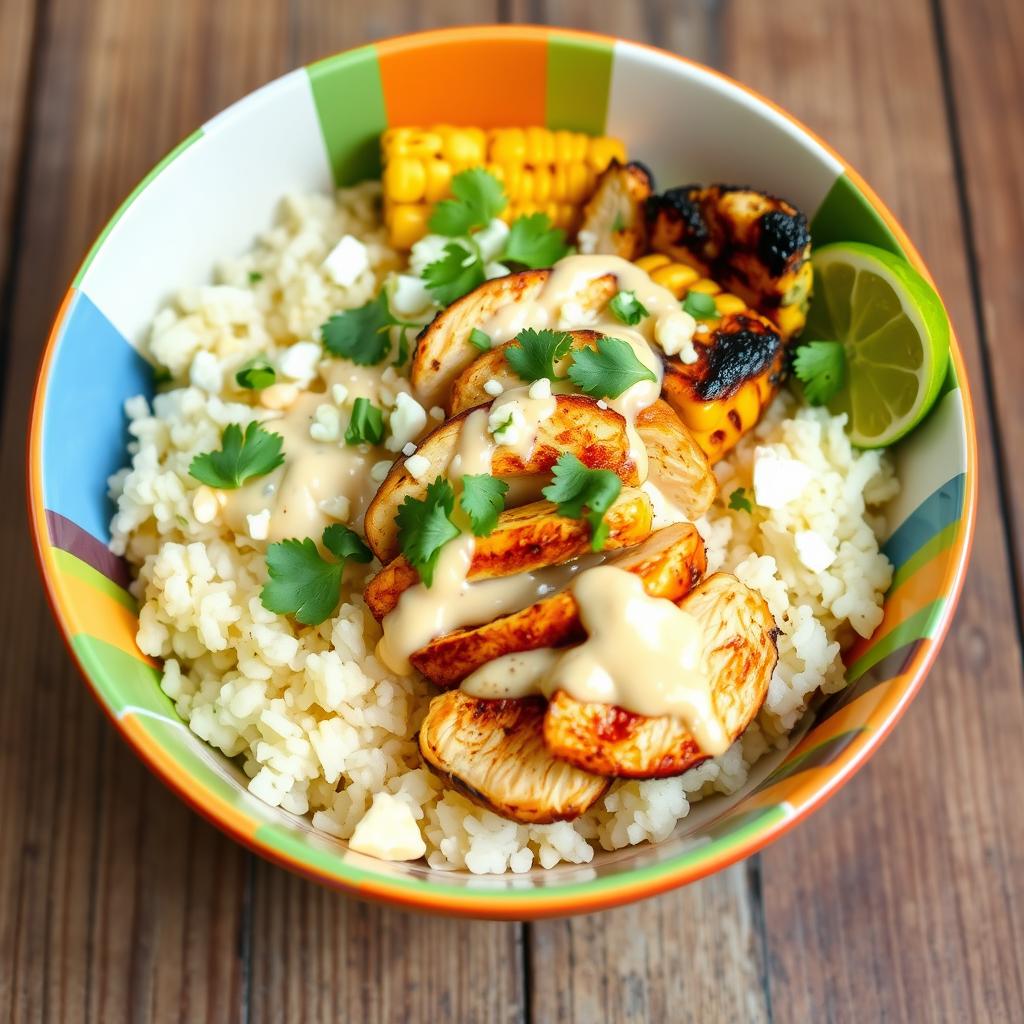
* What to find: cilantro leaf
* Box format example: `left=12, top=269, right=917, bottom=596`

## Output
left=423, top=243, right=486, bottom=306
left=429, top=168, right=508, bottom=236
left=460, top=475, right=509, bottom=536
left=504, top=328, right=573, bottom=383
left=611, top=211, right=626, bottom=233
left=728, top=487, right=753, bottom=513
left=542, top=453, right=622, bottom=551
left=322, top=291, right=395, bottom=365
left=260, top=525, right=372, bottom=625
left=682, top=291, right=719, bottom=320
left=248, top=270, right=263, bottom=284
left=502, top=213, right=570, bottom=268
left=469, top=327, right=492, bottom=351
left=567, top=336, right=657, bottom=398
left=396, top=477, right=462, bottom=586
left=608, top=290, right=649, bottom=326
left=235, top=357, right=276, bottom=391
left=189, top=422, right=285, bottom=489
left=345, top=397, right=385, bottom=446
left=793, top=340, right=846, bottom=406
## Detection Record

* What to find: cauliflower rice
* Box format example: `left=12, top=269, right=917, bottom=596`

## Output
left=109, top=184, right=897, bottom=874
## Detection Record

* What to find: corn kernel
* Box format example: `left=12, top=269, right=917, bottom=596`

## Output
left=490, top=129, right=526, bottom=164
left=384, top=157, right=427, bottom=203
left=588, top=137, right=627, bottom=172
left=532, top=167, right=552, bottom=203
left=442, top=129, right=486, bottom=167
left=651, top=263, right=701, bottom=297
left=687, top=278, right=721, bottom=295
left=635, top=253, right=671, bottom=273
left=715, top=293, right=747, bottom=315
left=424, top=160, right=452, bottom=202
left=388, top=204, right=430, bottom=248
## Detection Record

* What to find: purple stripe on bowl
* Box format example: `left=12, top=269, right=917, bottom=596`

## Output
left=46, top=510, right=132, bottom=589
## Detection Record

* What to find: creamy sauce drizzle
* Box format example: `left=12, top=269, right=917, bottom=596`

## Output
left=461, top=565, right=729, bottom=755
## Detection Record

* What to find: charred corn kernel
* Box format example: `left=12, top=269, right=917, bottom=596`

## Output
left=382, top=126, right=626, bottom=246
left=649, top=262, right=701, bottom=297
left=634, top=253, right=672, bottom=274
left=714, top=293, right=747, bottom=315
left=387, top=204, right=431, bottom=249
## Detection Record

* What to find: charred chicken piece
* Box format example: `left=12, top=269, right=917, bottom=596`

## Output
left=409, top=524, right=707, bottom=689
left=645, top=184, right=812, bottom=339
left=577, top=160, right=654, bottom=261
left=363, top=489, right=653, bottom=620
left=542, top=572, right=777, bottom=778
left=363, top=394, right=640, bottom=563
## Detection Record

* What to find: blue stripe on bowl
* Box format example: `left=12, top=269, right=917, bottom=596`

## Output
left=882, top=473, right=966, bottom=569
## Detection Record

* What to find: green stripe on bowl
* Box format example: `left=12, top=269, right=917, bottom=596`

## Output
left=253, top=803, right=788, bottom=900
left=71, top=635, right=172, bottom=717
left=73, top=129, right=204, bottom=288
left=846, top=600, right=944, bottom=683
left=307, top=46, right=387, bottom=186
left=758, top=728, right=866, bottom=791
left=811, top=173, right=903, bottom=255
left=546, top=35, right=613, bottom=135
left=54, top=548, right=136, bottom=611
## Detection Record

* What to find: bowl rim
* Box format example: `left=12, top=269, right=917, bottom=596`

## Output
left=26, top=23, right=979, bottom=920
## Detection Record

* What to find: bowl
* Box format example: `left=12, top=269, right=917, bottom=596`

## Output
left=27, top=25, right=977, bottom=919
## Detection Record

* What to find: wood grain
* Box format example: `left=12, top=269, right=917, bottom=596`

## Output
left=726, top=1, right=1024, bottom=1020
left=939, top=0, right=1024, bottom=619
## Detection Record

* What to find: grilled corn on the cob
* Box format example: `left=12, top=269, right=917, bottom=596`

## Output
left=382, top=126, right=627, bottom=248
left=636, top=254, right=784, bottom=461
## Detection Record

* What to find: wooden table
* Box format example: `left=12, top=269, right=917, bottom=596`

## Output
left=1, top=1, right=1022, bottom=1020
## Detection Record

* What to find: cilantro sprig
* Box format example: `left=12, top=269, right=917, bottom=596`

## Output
left=609, top=290, right=649, bottom=326
left=260, top=524, right=372, bottom=625
left=396, top=478, right=462, bottom=586
left=429, top=168, right=507, bottom=236
left=567, top=337, right=657, bottom=399
left=460, top=475, right=509, bottom=536
left=502, top=212, right=570, bottom=268
left=189, top=422, right=284, bottom=489
left=542, top=453, right=622, bottom=551
left=345, top=397, right=385, bottom=446
left=793, top=340, right=846, bottom=406
left=321, top=291, right=419, bottom=367
left=422, top=243, right=487, bottom=307
left=728, top=487, right=753, bottom=513
left=504, top=329, right=573, bottom=383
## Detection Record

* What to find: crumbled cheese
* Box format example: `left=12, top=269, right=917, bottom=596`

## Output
left=402, top=442, right=417, bottom=457
left=322, top=234, right=370, bottom=287
left=488, top=400, right=526, bottom=446
left=259, top=382, right=299, bottom=410
left=246, top=509, right=271, bottom=541
left=391, top=273, right=434, bottom=317
left=348, top=793, right=426, bottom=862
left=317, top=495, right=351, bottom=521
left=483, top=378, right=504, bottom=397
left=474, top=218, right=510, bottom=261
left=278, top=341, right=322, bottom=384
left=409, top=233, right=456, bottom=275
left=189, top=350, right=223, bottom=393
left=429, top=406, right=445, bottom=421
left=558, top=299, right=598, bottom=329
left=385, top=392, right=428, bottom=452
left=193, top=285, right=255, bottom=325
left=331, top=383, right=349, bottom=406
left=528, top=377, right=552, bottom=401
left=192, top=486, right=219, bottom=524
left=753, top=446, right=813, bottom=509
left=576, top=229, right=598, bottom=255
left=596, top=399, right=609, bottom=410
left=485, top=262, right=510, bottom=280
left=655, top=310, right=698, bottom=363
left=795, top=530, right=837, bottom=572
left=370, top=460, right=393, bottom=483
left=405, top=453, right=431, bottom=481
left=309, top=403, right=342, bottom=442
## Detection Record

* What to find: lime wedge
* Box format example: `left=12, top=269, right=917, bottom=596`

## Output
left=800, top=242, right=950, bottom=447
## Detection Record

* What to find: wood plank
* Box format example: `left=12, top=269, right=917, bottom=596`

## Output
left=724, top=1, right=1024, bottom=1020
left=503, top=4, right=772, bottom=1021
left=939, top=0, right=1024, bottom=621
left=0, top=2, right=287, bottom=1022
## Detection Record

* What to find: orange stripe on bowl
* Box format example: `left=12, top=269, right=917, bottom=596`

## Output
left=56, top=568, right=152, bottom=664
left=376, top=28, right=547, bottom=126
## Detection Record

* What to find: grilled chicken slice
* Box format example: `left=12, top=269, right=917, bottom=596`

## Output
left=543, top=572, right=777, bottom=778
left=410, top=270, right=618, bottom=408
left=364, top=394, right=640, bottom=562
left=646, top=184, right=812, bottom=340
left=410, top=524, right=706, bottom=688
left=577, top=160, right=654, bottom=260
left=364, top=489, right=653, bottom=620
left=660, top=313, right=784, bottom=462
left=418, top=690, right=610, bottom=823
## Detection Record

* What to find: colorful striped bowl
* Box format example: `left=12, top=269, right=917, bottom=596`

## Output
left=27, top=26, right=977, bottom=919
